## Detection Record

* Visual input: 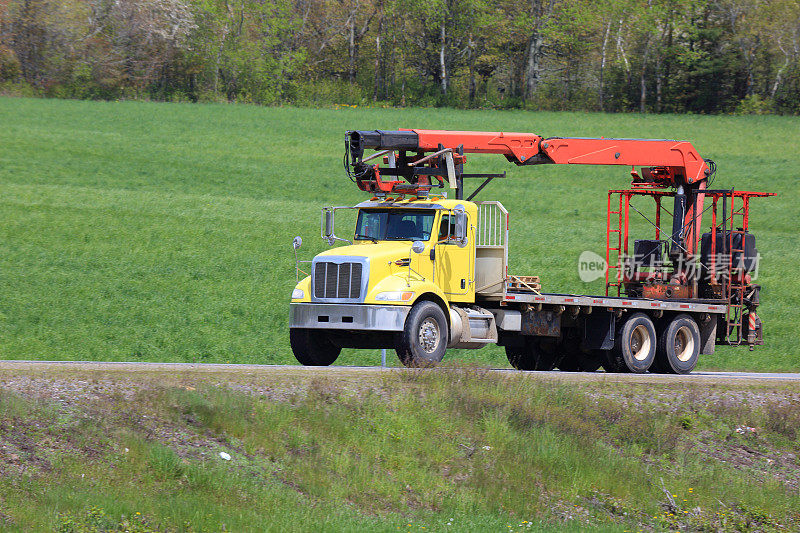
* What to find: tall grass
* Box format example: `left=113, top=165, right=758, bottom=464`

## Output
left=1, top=370, right=798, bottom=531
left=0, top=97, right=798, bottom=369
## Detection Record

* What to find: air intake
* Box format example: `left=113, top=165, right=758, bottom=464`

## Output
left=313, top=262, right=363, bottom=299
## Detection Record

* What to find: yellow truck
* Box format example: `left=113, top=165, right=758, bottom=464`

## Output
left=289, top=129, right=771, bottom=373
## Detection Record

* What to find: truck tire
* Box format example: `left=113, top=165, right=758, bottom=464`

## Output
left=395, top=301, right=448, bottom=367
left=654, top=314, right=700, bottom=374
left=605, top=313, right=656, bottom=373
left=505, top=337, right=557, bottom=371
left=290, top=328, right=341, bottom=366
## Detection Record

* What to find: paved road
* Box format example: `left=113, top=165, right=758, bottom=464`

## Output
left=0, top=360, right=798, bottom=384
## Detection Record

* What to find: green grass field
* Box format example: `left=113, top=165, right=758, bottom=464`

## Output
left=0, top=97, right=798, bottom=369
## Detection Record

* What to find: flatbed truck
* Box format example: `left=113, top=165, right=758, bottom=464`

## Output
left=289, top=129, right=772, bottom=373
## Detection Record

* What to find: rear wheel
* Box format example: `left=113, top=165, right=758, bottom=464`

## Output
left=604, top=313, right=656, bottom=373
left=290, top=328, right=341, bottom=366
left=505, top=337, right=557, bottom=371
left=655, top=314, right=700, bottom=374
left=396, top=301, right=448, bottom=367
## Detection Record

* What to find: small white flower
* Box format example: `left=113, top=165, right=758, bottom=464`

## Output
left=482, top=446, right=492, bottom=451
left=219, top=451, right=231, bottom=461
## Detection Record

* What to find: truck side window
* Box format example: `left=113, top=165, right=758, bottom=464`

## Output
left=438, top=215, right=455, bottom=242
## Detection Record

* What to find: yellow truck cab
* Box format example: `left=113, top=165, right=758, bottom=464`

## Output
left=290, top=197, right=509, bottom=366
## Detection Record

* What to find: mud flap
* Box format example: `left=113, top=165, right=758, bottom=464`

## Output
left=700, top=316, right=717, bottom=355
left=581, top=312, right=615, bottom=350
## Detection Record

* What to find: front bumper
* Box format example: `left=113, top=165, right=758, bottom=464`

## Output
left=290, top=303, right=410, bottom=331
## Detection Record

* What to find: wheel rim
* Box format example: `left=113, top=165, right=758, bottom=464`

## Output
left=630, top=324, right=652, bottom=361
left=418, top=317, right=440, bottom=353
left=674, top=325, right=695, bottom=362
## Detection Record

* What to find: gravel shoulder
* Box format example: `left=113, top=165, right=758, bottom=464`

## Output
left=1, top=360, right=799, bottom=384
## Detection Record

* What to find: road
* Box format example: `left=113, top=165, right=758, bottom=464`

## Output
left=0, top=360, right=798, bottom=384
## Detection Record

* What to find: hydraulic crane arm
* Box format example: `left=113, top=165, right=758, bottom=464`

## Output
left=348, top=129, right=711, bottom=185
left=346, top=129, right=714, bottom=256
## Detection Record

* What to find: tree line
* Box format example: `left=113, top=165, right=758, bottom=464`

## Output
left=1, top=0, right=799, bottom=114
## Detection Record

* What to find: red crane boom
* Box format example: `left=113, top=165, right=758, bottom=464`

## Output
left=412, top=129, right=710, bottom=184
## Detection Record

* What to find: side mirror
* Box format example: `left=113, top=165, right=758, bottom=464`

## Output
left=453, top=205, right=468, bottom=248
left=411, top=240, right=425, bottom=254
left=319, top=206, right=354, bottom=246
left=322, top=209, right=334, bottom=240
left=292, top=236, right=302, bottom=250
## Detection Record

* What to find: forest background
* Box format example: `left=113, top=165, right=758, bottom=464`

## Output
left=2, top=0, right=799, bottom=114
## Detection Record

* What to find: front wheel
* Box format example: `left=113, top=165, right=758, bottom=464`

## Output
left=395, top=301, right=448, bottom=367
left=290, top=328, right=341, bottom=366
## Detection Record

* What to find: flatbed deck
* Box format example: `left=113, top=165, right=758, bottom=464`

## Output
left=502, top=291, right=728, bottom=314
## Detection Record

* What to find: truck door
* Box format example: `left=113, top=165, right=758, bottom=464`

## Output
left=435, top=211, right=474, bottom=302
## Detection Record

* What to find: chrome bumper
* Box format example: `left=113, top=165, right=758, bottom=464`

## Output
left=290, top=303, right=410, bottom=331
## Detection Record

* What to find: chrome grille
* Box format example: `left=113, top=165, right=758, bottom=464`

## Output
left=314, top=262, right=362, bottom=299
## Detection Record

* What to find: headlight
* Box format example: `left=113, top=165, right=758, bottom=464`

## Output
left=291, top=288, right=304, bottom=299
left=375, top=291, right=414, bottom=302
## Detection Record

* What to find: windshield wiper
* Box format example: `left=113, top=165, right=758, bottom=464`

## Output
left=354, top=233, right=379, bottom=243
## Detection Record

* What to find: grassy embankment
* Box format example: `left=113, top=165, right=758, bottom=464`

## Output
left=0, top=97, right=798, bottom=369
left=0, top=367, right=798, bottom=531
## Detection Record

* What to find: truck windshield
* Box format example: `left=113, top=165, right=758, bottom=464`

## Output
left=355, top=209, right=435, bottom=241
